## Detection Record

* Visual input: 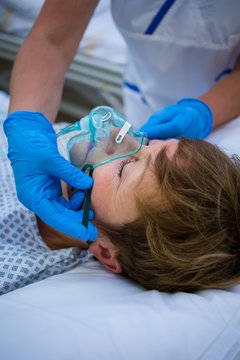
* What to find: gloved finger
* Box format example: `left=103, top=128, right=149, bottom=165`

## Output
left=58, top=191, right=85, bottom=211
left=145, top=110, right=193, bottom=139
left=36, top=198, right=98, bottom=241
left=68, top=191, right=86, bottom=210
left=58, top=203, right=95, bottom=223
left=87, top=209, right=95, bottom=220
left=169, top=114, right=192, bottom=137
left=58, top=195, right=96, bottom=218
left=144, top=122, right=181, bottom=140
left=140, top=106, right=178, bottom=131
left=48, top=154, right=93, bottom=190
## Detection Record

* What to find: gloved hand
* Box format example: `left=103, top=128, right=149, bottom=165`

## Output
left=140, top=98, right=213, bottom=140
left=3, top=111, right=98, bottom=241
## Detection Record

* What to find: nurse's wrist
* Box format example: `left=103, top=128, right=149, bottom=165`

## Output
left=4, top=111, right=54, bottom=135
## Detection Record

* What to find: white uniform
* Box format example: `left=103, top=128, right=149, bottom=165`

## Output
left=111, top=0, right=240, bottom=127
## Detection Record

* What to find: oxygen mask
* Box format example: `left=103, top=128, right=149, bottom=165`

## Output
left=57, top=106, right=148, bottom=169
left=57, top=106, right=148, bottom=228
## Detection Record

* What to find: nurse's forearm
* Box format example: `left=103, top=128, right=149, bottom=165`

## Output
left=199, top=58, right=240, bottom=129
left=9, top=36, right=70, bottom=121
left=9, top=0, right=99, bottom=122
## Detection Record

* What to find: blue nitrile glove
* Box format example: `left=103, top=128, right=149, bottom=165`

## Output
left=3, top=111, right=98, bottom=241
left=140, top=98, right=213, bottom=140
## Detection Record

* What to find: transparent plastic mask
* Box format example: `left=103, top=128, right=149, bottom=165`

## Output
left=57, top=106, right=148, bottom=170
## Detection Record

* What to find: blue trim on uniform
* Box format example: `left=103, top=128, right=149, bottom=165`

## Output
left=145, top=0, right=177, bottom=35
left=124, top=81, right=149, bottom=106
left=124, top=81, right=141, bottom=93
left=215, top=68, right=232, bottom=82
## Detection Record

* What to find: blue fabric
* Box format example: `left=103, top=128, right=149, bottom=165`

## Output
left=145, top=0, right=177, bottom=35
left=215, top=68, right=232, bottom=82
left=123, top=80, right=141, bottom=93
left=124, top=81, right=149, bottom=105
left=140, top=98, right=213, bottom=140
left=3, top=111, right=98, bottom=241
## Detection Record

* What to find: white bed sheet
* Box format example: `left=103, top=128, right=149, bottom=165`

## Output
left=207, top=115, right=240, bottom=156
left=0, top=117, right=240, bottom=359
left=0, top=260, right=240, bottom=360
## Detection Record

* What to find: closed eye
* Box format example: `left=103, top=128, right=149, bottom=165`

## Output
left=117, top=158, right=133, bottom=178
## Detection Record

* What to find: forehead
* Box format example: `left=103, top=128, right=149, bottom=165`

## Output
left=149, top=139, right=179, bottom=157
left=134, top=138, right=180, bottom=190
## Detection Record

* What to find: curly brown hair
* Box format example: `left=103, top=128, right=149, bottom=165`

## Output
left=97, top=138, right=240, bottom=292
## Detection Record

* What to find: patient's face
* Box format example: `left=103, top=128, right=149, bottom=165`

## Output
left=88, top=139, right=178, bottom=272
left=91, top=139, right=179, bottom=225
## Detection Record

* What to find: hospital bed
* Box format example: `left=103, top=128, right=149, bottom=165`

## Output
left=0, top=0, right=126, bottom=117
left=1, top=116, right=240, bottom=360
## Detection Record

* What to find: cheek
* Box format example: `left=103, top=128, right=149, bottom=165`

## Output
left=91, top=167, right=116, bottom=221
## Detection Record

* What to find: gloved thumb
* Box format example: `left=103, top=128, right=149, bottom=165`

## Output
left=49, top=154, right=93, bottom=190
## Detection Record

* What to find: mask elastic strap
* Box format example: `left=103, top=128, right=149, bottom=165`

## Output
left=81, top=164, right=94, bottom=228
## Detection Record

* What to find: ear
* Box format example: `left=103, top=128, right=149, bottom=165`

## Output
left=89, top=241, right=122, bottom=274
